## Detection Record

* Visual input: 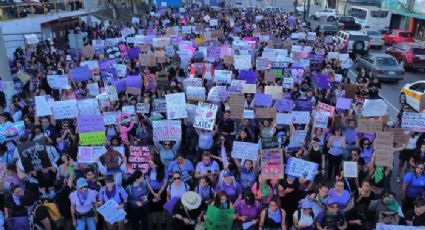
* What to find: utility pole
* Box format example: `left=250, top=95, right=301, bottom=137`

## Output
left=0, top=26, right=12, bottom=82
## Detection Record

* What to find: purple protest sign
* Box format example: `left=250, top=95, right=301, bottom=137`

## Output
left=207, top=45, right=220, bottom=60
left=126, top=75, right=142, bottom=88
left=77, top=115, right=105, bottom=133
left=70, top=66, right=92, bottom=82
left=294, top=100, right=313, bottom=112
left=239, top=70, right=256, bottom=84
left=101, top=68, right=118, bottom=84
left=113, top=79, right=127, bottom=93
left=98, top=59, right=116, bottom=70
left=316, top=74, right=330, bottom=89
left=254, top=93, right=273, bottom=107
left=127, top=47, right=140, bottom=59
left=275, top=98, right=294, bottom=112
left=336, top=97, right=352, bottom=110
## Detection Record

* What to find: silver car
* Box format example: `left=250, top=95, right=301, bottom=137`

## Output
left=362, top=30, right=384, bottom=49
left=355, top=53, right=405, bottom=82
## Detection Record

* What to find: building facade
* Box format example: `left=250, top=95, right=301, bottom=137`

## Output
left=382, top=0, right=425, bottom=40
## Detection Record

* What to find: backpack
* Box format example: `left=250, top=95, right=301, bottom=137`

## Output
left=29, top=200, right=63, bottom=230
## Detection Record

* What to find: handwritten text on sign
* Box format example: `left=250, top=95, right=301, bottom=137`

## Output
left=261, top=149, right=284, bottom=179
left=128, top=146, right=151, bottom=174
left=194, top=102, right=218, bottom=131
left=231, top=141, right=259, bottom=161
left=402, top=112, right=425, bottom=132
left=152, top=120, right=182, bottom=141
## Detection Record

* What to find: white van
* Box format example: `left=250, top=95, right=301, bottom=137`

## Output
left=348, top=6, right=391, bottom=32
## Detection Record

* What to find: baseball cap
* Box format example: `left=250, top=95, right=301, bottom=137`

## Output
left=76, top=178, right=88, bottom=189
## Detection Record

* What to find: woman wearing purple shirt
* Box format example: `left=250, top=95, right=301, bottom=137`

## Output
left=215, top=169, right=243, bottom=203
left=328, top=180, right=351, bottom=210
left=235, top=191, right=262, bottom=230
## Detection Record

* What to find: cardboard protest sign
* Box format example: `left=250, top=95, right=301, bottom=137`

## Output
left=136, top=103, right=150, bottom=114
left=317, top=102, right=335, bottom=117
left=265, top=86, right=283, bottom=100
left=254, top=93, right=273, bottom=107
left=242, top=84, right=256, bottom=94
left=97, top=199, right=127, bottom=225
left=374, top=132, right=394, bottom=166
left=193, top=102, right=218, bottom=131
left=255, top=107, right=277, bottom=119
left=356, top=118, right=382, bottom=133
left=276, top=113, right=292, bottom=125
left=77, top=98, right=100, bottom=116
left=18, top=141, right=51, bottom=172
left=70, top=66, right=92, bottom=82
left=47, top=75, right=70, bottom=90
left=165, top=93, right=188, bottom=120
left=344, top=83, right=358, bottom=99
left=35, top=95, right=52, bottom=117
left=261, top=149, right=284, bottom=179
left=343, top=161, right=358, bottom=178
left=292, top=111, right=311, bottom=124
left=228, top=93, right=245, bottom=119
left=0, top=121, right=25, bottom=143
left=152, top=120, right=182, bottom=141
left=128, top=146, right=151, bottom=174
left=285, top=157, right=319, bottom=180
left=402, top=112, right=425, bottom=132
left=264, top=70, right=276, bottom=82
left=362, top=99, right=388, bottom=117
left=186, top=86, right=206, bottom=101
left=52, top=100, right=78, bottom=120
left=314, top=111, right=330, bottom=128
left=231, top=141, right=258, bottom=161
left=214, top=70, right=232, bottom=84
left=336, top=98, right=352, bottom=110
left=234, top=55, right=252, bottom=70
left=286, top=130, right=308, bottom=152
left=261, top=137, right=280, bottom=150
left=388, top=128, right=409, bottom=147
left=205, top=205, right=235, bottom=230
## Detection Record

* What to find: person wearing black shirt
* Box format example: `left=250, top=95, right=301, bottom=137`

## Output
left=405, top=198, right=425, bottom=227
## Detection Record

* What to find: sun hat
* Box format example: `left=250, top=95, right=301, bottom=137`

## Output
left=181, top=191, right=202, bottom=210
left=76, top=178, right=88, bottom=189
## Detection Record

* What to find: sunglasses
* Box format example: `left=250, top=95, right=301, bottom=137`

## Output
left=417, top=167, right=424, bottom=170
left=173, top=177, right=181, bottom=180
left=80, top=186, right=88, bottom=189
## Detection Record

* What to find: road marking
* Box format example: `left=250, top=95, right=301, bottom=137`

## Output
left=347, top=70, right=399, bottom=114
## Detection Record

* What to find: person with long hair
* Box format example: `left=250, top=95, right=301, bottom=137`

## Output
left=251, top=176, right=273, bottom=207
left=259, top=196, right=287, bottom=230
left=125, top=171, right=150, bottom=230
left=402, top=162, right=425, bottom=213
left=146, top=154, right=169, bottom=230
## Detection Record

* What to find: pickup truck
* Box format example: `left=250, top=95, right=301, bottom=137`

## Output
left=338, top=16, right=362, bottom=31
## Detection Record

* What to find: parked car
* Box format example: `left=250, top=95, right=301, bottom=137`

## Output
left=383, top=30, right=415, bottom=45
left=232, top=1, right=244, bottom=9
left=319, top=23, right=339, bottom=36
left=362, top=29, right=384, bottom=49
left=337, top=16, right=362, bottom=31
left=400, top=81, right=425, bottom=111
left=386, top=42, right=425, bottom=70
left=400, top=81, right=425, bottom=112
left=312, top=8, right=338, bottom=21
left=334, top=30, right=370, bottom=56
left=355, top=53, right=404, bottom=82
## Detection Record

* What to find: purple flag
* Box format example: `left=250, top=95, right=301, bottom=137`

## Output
left=71, top=66, right=92, bottom=82
left=275, top=98, right=294, bottom=112
left=128, top=47, right=140, bottom=59
left=77, top=115, right=105, bottom=133
left=316, top=74, right=330, bottom=89
left=294, top=100, right=313, bottom=112
left=336, top=97, right=352, bottom=110
left=126, top=75, right=142, bottom=88
left=239, top=70, right=256, bottom=84
left=254, top=93, right=273, bottom=107
left=113, top=79, right=127, bottom=93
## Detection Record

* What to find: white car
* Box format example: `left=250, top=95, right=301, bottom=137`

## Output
left=313, top=9, right=338, bottom=21
left=264, top=6, right=285, bottom=13
left=400, top=81, right=425, bottom=112
left=232, top=1, right=244, bottom=9
left=362, top=30, right=384, bottom=49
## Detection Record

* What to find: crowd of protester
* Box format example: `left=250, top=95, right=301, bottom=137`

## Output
left=0, top=3, right=425, bottom=230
